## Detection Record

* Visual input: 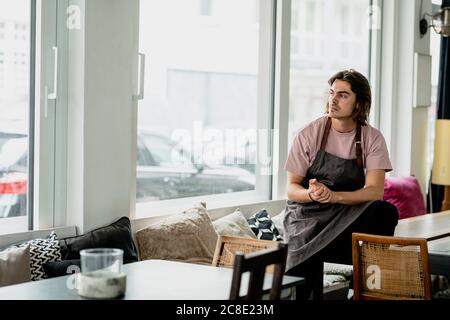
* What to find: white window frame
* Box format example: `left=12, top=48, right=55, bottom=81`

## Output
left=135, top=0, right=282, bottom=217
left=271, top=0, right=291, bottom=200
left=33, top=0, right=68, bottom=230
left=368, top=0, right=383, bottom=129
left=0, top=0, right=59, bottom=234
left=0, top=216, right=28, bottom=235
left=377, top=0, right=432, bottom=194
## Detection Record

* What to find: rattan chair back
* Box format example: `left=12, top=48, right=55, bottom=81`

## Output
left=212, top=235, right=279, bottom=270
left=229, top=242, right=288, bottom=300
left=352, top=233, right=432, bottom=300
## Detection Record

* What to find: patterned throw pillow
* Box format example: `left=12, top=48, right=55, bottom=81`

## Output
left=16, top=231, right=62, bottom=281
left=247, top=209, right=282, bottom=241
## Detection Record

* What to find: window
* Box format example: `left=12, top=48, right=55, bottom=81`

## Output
left=288, top=0, right=371, bottom=145
left=0, top=0, right=32, bottom=233
left=0, top=0, right=62, bottom=234
left=200, top=0, right=212, bottom=16
left=0, top=22, right=4, bottom=39
left=137, top=0, right=272, bottom=216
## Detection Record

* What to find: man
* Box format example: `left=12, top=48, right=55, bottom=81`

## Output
left=283, top=69, right=398, bottom=300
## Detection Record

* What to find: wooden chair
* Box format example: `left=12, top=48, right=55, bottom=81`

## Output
left=229, top=242, right=288, bottom=300
left=212, top=235, right=279, bottom=269
left=352, top=232, right=432, bottom=300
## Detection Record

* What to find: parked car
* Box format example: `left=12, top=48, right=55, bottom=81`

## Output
left=0, top=129, right=255, bottom=217
left=0, top=131, right=28, bottom=218
left=136, top=129, right=255, bottom=202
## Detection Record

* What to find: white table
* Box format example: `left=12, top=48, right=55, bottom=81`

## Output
left=0, top=260, right=304, bottom=300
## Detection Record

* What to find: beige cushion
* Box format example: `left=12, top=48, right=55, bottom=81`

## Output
left=213, top=209, right=256, bottom=239
left=271, top=210, right=285, bottom=238
left=136, top=204, right=218, bottom=265
left=0, top=245, right=31, bottom=287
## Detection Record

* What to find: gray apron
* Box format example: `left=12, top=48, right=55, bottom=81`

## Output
left=284, top=117, right=373, bottom=272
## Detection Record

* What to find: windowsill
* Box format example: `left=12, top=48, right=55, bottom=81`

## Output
left=135, top=190, right=269, bottom=219
left=0, top=216, right=28, bottom=236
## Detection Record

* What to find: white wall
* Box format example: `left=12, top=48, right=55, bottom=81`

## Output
left=66, top=0, right=139, bottom=233
left=410, top=0, right=432, bottom=195
left=380, top=0, right=431, bottom=195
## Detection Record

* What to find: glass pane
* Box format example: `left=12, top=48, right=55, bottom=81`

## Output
left=289, top=0, right=371, bottom=144
left=137, top=0, right=261, bottom=204
left=0, top=0, right=30, bottom=226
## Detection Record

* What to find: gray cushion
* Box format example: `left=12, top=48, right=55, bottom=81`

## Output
left=213, top=209, right=256, bottom=239
left=323, top=263, right=353, bottom=277
left=43, top=259, right=81, bottom=278
left=271, top=210, right=285, bottom=238
left=323, top=274, right=348, bottom=288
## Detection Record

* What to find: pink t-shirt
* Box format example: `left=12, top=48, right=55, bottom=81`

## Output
left=285, top=116, right=392, bottom=177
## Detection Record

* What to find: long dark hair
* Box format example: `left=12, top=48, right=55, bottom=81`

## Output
left=327, top=69, right=371, bottom=125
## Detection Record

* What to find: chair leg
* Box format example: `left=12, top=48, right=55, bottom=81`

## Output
left=311, top=261, right=324, bottom=300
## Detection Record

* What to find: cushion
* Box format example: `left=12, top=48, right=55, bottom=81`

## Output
left=16, top=232, right=62, bottom=281
left=213, top=208, right=256, bottom=239
left=0, top=245, right=31, bottom=286
left=383, top=176, right=426, bottom=219
left=431, top=275, right=450, bottom=299
left=247, top=209, right=282, bottom=241
left=59, top=216, right=138, bottom=264
left=43, top=259, right=81, bottom=278
left=271, top=210, right=285, bottom=239
left=324, top=263, right=353, bottom=277
left=323, top=274, right=348, bottom=288
left=135, top=203, right=218, bottom=265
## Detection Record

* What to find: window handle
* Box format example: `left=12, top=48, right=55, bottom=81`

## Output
left=134, top=52, right=145, bottom=100
left=44, top=86, right=49, bottom=118
left=47, top=46, right=58, bottom=100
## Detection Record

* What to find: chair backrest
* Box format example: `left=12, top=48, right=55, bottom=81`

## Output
left=229, top=242, right=288, bottom=300
left=212, top=235, right=279, bottom=268
left=352, top=232, right=432, bottom=300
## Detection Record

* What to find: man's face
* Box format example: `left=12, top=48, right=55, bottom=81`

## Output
left=327, top=79, right=357, bottom=120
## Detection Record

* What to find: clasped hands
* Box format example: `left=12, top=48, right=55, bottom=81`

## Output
left=307, top=179, right=335, bottom=203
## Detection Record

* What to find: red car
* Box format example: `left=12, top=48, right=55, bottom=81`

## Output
left=0, top=132, right=28, bottom=218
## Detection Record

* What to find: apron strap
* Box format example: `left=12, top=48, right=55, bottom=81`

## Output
left=355, top=123, right=363, bottom=168
left=320, top=117, right=332, bottom=150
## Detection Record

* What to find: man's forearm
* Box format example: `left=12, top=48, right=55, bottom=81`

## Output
left=287, top=183, right=314, bottom=203
left=333, top=186, right=383, bottom=205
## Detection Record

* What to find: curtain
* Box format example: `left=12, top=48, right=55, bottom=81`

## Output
left=427, top=0, right=450, bottom=212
